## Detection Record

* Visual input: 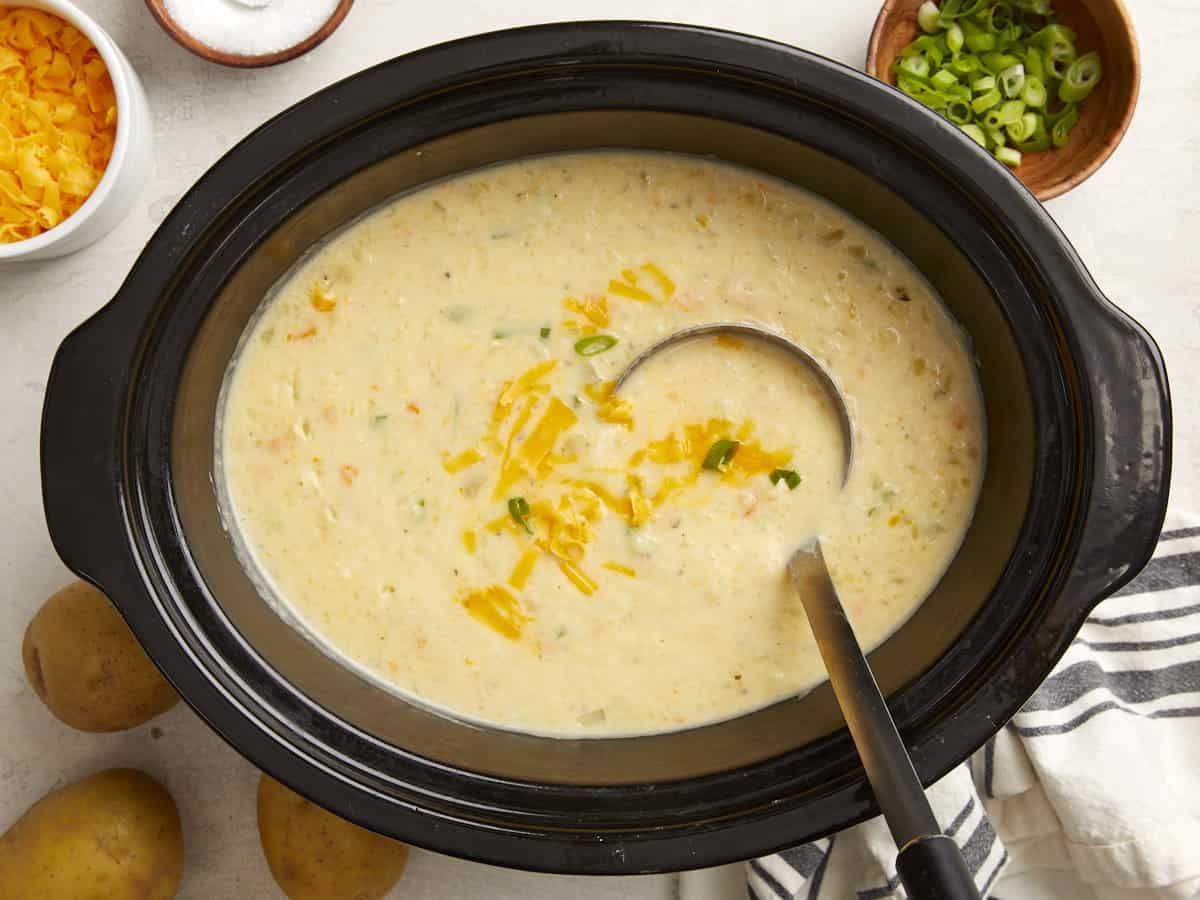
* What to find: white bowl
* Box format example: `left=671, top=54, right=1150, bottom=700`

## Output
left=0, top=0, right=152, bottom=263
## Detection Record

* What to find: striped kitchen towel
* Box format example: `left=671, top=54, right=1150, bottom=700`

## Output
left=747, top=512, right=1200, bottom=900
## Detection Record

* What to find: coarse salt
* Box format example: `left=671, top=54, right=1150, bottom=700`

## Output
left=163, top=0, right=341, bottom=58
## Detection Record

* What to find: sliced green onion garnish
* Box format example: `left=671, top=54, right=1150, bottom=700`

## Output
left=1044, top=35, right=1077, bottom=78
left=890, top=0, right=1101, bottom=171
left=1001, top=98, right=1026, bottom=124
left=904, top=34, right=939, bottom=54
left=982, top=51, right=1020, bottom=74
left=959, top=14, right=982, bottom=34
left=971, top=89, right=1001, bottom=113
left=898, top=75, right=951, bottom=111
left=508, top=497, right=534, bottom=534
left=941, top=0, right=989, bottom=20
left=540, top=326, right=551, bottom=339
left=1051, top=103, right=1079, bottom=147
left=1031, top=23, right=1075, bottom=50
left=997, top=99, right=1026, bottom=124
left=949, top=53, right=981, bottom=75
left=946, top=22, right=965, bottom=52
left=998, top=63, right=1025, bottom=98
left=769, top=468, right=802, bottom=490
left=960, top=123, right=988, bottom=147
left=918, top=0, right=942, bottom=33
left=898, top=55, right=930, bottom=78
left=701, top=439, right=740, bottom=472
left=995, top=146, right=1023, bottom=167
left=1045, top=101, right=1074, bottom=124
left=946, top=99, right=973, bottom=124
left=574, top=334, right=618, bottom=356
left=986, top=2, right=1013, bottom=33
left=971, top=74, right=996, bottom=93
left=931, top=68, right=959, bottom=90
left=905, top=34, right=947, bottom=65
left=965, top=32, right=996, bottom=53
left=1059, top=51, right=1101, bottom=102
left=1006, top=111, right=1039, bottom=142
left=1017, top=116, right=1051, bottom=152
left=1021, top=75, right=1046, bottom=107
left=1024, top=46, right=1044, bottom=79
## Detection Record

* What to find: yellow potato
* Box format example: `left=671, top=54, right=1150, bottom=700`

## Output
left=22, top=580, right=178, bottom=732
left=0, top=768, right=184, bottom=900
left=258, top=774, right=409, bottom=900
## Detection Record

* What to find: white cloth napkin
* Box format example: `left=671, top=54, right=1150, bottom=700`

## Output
left=747, top=512, right=1200, bottom=900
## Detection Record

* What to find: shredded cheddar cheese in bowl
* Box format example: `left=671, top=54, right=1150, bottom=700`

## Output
left=0, top=6, right=117, bottom=244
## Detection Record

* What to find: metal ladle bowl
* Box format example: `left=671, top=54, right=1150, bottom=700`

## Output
left=614, top=322, right=854, bottom=482
left=614, top=323, right=980, bottom=900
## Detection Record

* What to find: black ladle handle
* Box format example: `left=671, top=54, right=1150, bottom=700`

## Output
left=897, top=835, right=980, bottom=900
left=787, top=541, right=981, bottom=900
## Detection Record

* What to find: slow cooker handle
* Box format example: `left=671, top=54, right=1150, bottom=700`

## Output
left=40, top=306, right=136, bottom=601
left=1065, top=298, right=1171, bottom=605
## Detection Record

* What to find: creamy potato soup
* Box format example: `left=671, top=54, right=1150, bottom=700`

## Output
left=219, top=153, right=984, bottom=737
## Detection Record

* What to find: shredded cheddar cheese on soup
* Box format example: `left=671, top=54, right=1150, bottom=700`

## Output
left=0, top=8, right=117, bottom=243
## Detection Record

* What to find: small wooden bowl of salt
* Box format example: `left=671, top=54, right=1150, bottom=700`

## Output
left=146, top=0, right=353, bottom=68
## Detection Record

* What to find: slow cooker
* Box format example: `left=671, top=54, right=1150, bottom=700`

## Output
left=40, top=22, right=1170, bottom=873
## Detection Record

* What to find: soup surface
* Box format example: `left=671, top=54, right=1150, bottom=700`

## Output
left=220, top=152, right=984, bottom=737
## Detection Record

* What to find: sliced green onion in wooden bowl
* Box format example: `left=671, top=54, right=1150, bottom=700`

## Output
left=881, top=0, right=1103, bottom=169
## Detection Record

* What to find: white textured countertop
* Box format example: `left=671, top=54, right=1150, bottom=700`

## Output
left=1, top=1, right=1195, bottom=898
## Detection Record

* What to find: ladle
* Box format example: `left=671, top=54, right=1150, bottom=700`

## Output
left=615, top=323, right=980, bottom=900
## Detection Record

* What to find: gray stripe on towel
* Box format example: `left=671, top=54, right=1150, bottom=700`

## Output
left=981, top=849, right=1010, bottom=898
left=856, top=871, right=901, bottom=900
left=1113, top=552, right=1200, bottom=597
left=808, top=835, right=834, bottom=900
left=1090, top=601, right=1200, bottom=628
left=1076, top=631, right=1200, bottom=653
left=947, top=796, right=975, bottom=836
left=750, top=859, right=789, bottom=900
left=780, top=843, right=826, bottom=879
left=961, top=817, right=997, bottom=875
left=1015, top=701, right=1200, bottom=737
left=1021, top=659, right=1200, bottom=713
left=1161, top=527, right=1200, bottom=541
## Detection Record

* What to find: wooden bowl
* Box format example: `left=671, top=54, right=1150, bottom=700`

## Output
left=145, top=0, right=353, bottom=68
left=866, top=0, right=1139, bottom=200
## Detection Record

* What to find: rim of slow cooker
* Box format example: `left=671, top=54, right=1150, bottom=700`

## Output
left=64, top=22, right=1160, bottom=872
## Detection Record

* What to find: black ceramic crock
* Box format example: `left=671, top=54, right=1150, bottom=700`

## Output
left=40, top=22, right=1170, bottom=874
